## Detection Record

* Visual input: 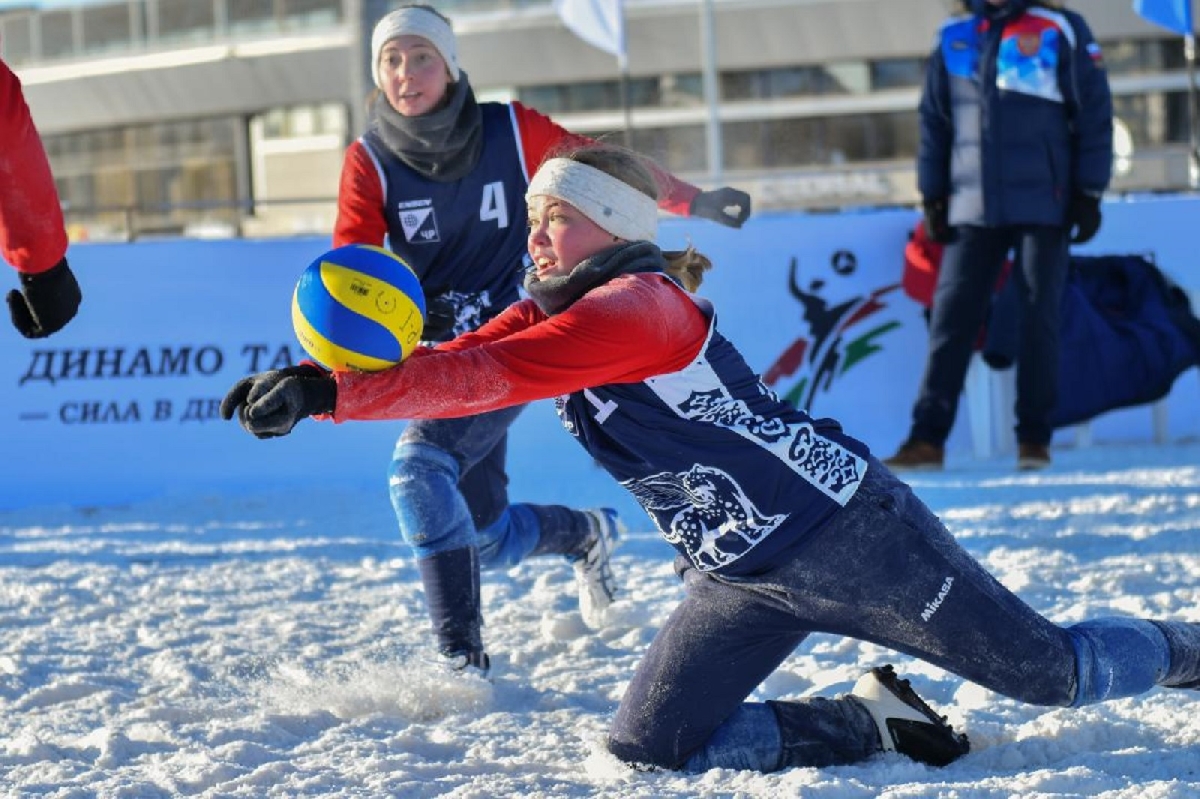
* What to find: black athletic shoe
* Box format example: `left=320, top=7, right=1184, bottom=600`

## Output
left=441, top=649, right=491, bottom=679
left=850, top=664, right=970, bottom=767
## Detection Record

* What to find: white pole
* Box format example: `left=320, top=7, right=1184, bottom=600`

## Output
left=617, top=1, right=633, bottom=147
left=1185, top=32, right=1199, bottom=189
left=699, top=0, right=722, bottom=184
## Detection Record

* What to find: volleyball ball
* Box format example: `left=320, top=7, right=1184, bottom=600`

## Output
left=291, top=244, right=426, bottom=372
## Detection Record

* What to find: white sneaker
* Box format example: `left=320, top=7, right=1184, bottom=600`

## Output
left=850, top=665, right=969, bottom=767
left=574, top=508, right=623, bottom=629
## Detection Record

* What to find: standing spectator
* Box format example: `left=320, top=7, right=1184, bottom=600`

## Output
left=229, top=4, right=751, bottom=676
left=1, top=57, right=81, bottom=338
left=885, top=0, right=1112, bottom=471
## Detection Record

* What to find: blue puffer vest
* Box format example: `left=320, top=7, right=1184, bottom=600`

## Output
left=917, top=0, right=1112, bottom=227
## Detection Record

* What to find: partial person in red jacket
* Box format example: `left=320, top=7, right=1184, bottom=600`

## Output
left=0, top=56, right=81, bottom=338
left=231, top=4, right=751, bottom=675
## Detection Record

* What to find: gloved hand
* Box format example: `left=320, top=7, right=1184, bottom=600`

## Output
left=8, top=257, right=82, bottom=339
left=219, top=363, right=336, bottom=439
left=422, top=293, right=458, bottom=342
left=689, top=187, right=752, bottom=228
left=921, top=198, right=953, bottom=244
left=1068, top=192, right=1102, bottom=244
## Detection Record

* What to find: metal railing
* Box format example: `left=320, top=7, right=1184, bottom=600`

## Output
left=57, top=148, right=1198, bottom=244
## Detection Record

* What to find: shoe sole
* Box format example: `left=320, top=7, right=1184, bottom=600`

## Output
left=576, top=511, right=624, bottom=629
left=854, top=665, right=970, bottom=765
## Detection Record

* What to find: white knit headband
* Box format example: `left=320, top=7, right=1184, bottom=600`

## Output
left=371, top=6, right=460, bottom=88
left=526, top=158, right=658, bottom=242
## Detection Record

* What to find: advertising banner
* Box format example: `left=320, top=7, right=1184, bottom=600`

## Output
left=3, top=197, right=1198, bottom=512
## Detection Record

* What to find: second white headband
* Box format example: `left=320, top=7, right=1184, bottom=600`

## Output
left=526, top=158, right=658, bottom=242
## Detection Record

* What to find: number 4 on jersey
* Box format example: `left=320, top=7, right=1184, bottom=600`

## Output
left=480, top=182, right=509, bottom=229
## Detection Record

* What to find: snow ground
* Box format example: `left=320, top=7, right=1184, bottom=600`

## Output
left=2, top=442, right=1199, bottom=798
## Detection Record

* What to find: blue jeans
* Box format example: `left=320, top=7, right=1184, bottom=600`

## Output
left=912, top=224, right=1069, bottom=446
left=390, top=407, right=596, bottom=656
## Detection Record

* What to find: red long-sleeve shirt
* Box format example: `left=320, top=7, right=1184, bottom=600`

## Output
left=0, top=58, right=67, bottom=275
left=332, top=272, right=708, bottom=421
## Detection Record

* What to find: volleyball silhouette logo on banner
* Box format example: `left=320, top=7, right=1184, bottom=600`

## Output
left=291, top=244, right=425, bottom=372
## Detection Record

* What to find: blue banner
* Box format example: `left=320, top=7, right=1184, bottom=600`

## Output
left=1134, top=0, right=1194, bottom=35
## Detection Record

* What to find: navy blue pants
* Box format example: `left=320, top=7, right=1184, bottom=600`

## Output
left=911, top=224, right=1069, bottom=446
left=608, top=460, right=1080, bottom=769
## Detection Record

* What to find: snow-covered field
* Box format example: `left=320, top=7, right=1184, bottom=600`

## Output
left=3, top=442, right=1199, bottom=798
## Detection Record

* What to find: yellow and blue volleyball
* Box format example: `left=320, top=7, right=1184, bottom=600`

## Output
left=291, top=244, right=425, bottom=372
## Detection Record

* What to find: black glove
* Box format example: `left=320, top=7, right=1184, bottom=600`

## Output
left=7, top=257, right=82, bottom=339
left=219, top=363, right=337, bottom=439
left=422, top=293, right=458, bottom=342
left=921, top=198, right=953, bottom=244
left=689, top=187, right=752, bottom=228
left=1068, top=192, right=1102, bottom=244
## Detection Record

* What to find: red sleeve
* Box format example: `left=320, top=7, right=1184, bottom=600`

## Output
left=332, top=274, right=708, bottom=421
left=332, top=140, right=389, bottom=247
left=511, top=101, right=700, bottom=217
left=0, top=60, right=67, bottom=274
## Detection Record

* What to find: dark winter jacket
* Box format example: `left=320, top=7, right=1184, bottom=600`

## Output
left=918, top=0, right=1113, bottom=227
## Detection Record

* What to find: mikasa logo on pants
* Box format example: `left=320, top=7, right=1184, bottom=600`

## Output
left=921, top=576, right=955, bottom=622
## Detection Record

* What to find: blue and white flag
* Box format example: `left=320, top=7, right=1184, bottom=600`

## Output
left=1133, top=0, right=1194, bottom=35
left=554, top=0, right=627, bottom=67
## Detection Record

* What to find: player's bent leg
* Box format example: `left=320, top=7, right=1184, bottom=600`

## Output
left=388, top=441, right=487, bottom=669
left=476, top=503, right=599, bottom=569
left=416, top=546, right=486, bottom=673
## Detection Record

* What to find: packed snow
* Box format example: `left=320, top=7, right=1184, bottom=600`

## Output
left=2, top=441, right=1199, bottom=797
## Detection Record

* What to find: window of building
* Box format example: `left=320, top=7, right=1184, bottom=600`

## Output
left=870, top=57, right=926, bottom=90
left=628, top=125, right=708, bottom=175
left=0, top=14, right=35, bottom=65
left=155, top=0, right=217, bottom=45
left=81, top=2, right=137, bottom=57
left=722, top=64, right=855, bottom=101
left=1113, top=91, right=1192, bottom=147
left=724, top=110, right=920, bottom=171
left=46, top=117, right=241, bottom=234
left=228, top=0, right=278, bottom=35
left=255, top=104, right=347, bottom=140
left=280, top=0, right=342, bottom=30
left=1099, top=37, right=1186, bottom=75
left=39, top=9, right=76, bottom=61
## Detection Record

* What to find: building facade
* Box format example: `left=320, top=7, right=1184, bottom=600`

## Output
left=4, top=0, right=1196, bottom=239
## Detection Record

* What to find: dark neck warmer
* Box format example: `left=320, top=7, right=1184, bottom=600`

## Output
left=525, top=241, right=666, bottom=316
left=368, top=71, right=483, bottom=183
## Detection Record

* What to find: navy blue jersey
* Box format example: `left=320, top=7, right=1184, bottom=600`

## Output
left=555, top=291, right=870, bottom=576
left=362, top=103, right=530, bottom=336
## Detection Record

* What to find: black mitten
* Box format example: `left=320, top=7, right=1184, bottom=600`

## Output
left=220, top=363, right=336, bottom=439
left=1068, top=192, right=1102, bottom=244
left=421, top=293, right=458, bottom=342
left=689, top=187, right=752, bottom=228
left=921, top=198, right=953, bottom=244
left=7, top=257, right=82, bottom=339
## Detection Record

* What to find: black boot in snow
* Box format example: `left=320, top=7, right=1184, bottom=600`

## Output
left=849, top=665, right=970, bottom=767
left=417, top=546, right=488, bottom=677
